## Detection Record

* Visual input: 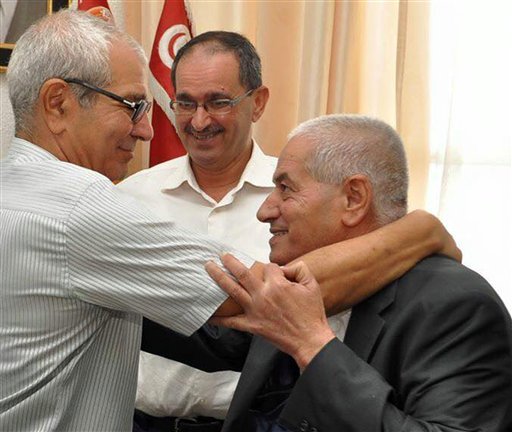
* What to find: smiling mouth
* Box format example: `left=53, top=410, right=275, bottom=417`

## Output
left=185, top=125, right=224, bottom=141
left=270, top=229, right=288, bottom=238
left=189, top=131, right=221, bottom=141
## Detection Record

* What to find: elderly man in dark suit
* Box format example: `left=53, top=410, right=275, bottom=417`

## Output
left=208, top=114, right=512, bottom=432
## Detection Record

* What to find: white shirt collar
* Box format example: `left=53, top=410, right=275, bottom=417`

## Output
left=328, top=309, right=352, bottom=341
left=160, top=141, right=275, bottom=196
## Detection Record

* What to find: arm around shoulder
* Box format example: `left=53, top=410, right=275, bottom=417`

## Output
left=295, top=210, right=462, bottom=314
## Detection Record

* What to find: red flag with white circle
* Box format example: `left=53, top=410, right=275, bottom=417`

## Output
left=77, top=0, right=114, bottom=23
left=148, top=0, right=193, bottom=166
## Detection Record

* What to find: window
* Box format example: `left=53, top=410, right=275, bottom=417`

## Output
left=427, top=0, right=511, bottom=311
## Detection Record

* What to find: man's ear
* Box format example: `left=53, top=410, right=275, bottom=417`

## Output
left=251, top=85, right=269, bottom=122
left=39, top=78, right=77, bottom=134
left=341, top=175, right=373, bottom=227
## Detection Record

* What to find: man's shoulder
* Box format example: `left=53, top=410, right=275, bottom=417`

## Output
left=392, top=255, right=504, bottom=312
left=405, top=255, right=490, bottom=290
left=243, top=144, right=278, bottom=187
left=118, top=156, right=188, bottom=191
left=48, top=161, right=115, bottom=200
left=252, top=144, right=278, bottom=167
left=1, top=157, right=115, bottom=222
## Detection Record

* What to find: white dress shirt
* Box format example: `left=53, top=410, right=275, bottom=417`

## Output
left=118, top=143, right=276, bottom=418
left=118, top=143, right=276, bottom=263
left=0, top=138, right=251, bottom=431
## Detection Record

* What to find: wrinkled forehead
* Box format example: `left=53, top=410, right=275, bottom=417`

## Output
left=280, top=135, right=316, bottom=164
left=274, top=137, right=315, bottom=181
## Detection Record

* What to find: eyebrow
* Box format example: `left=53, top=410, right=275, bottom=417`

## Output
left=175, top=91, right=233, bottom=100
left=273, top=172, right=291, bottom=185
left=124, top=92, right=147, bottom=101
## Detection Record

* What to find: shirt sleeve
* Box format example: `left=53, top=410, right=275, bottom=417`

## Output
left=66, top=180, right=253, bottom=336
left=136, top=351, right=240, bottom=419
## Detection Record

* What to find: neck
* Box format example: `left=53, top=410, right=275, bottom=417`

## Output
left=191, top=143, right=253, bottom=202
left=17, top=129, right=66, bottom=161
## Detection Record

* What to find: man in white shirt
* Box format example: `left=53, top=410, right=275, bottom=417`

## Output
left=119, top=32, right=462, bottom=432
left=118, top=32, right=275, bottom=430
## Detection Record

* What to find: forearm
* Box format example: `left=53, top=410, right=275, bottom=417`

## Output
left=295, top=210, right=460, bottom=314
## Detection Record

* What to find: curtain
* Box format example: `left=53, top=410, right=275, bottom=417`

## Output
left=427, top=0, right=511, bottom=311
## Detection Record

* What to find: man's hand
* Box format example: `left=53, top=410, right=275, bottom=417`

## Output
left=206, top=254, right=335, bottom=370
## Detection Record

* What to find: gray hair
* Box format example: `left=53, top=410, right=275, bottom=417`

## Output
left=7, top=9, right=147, bottom=134
left=289, top=114, right=409, bottom=225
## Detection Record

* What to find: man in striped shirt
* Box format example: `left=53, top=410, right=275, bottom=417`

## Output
left=1, top=10, right=253, bottom=431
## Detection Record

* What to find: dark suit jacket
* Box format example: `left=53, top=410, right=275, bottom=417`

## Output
left=222, top=256, right=512, bottom=431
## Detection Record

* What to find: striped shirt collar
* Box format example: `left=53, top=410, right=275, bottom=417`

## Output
left=7, top=137, right=59, bottom=162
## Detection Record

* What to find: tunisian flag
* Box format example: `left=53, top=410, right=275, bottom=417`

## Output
left=148, top=1, right=193, bottom=166
left=76, top=0, right=114, bottom=23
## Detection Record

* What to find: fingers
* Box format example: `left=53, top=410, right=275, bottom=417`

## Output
left=205, top=259, right=251, bottom=307
left=220, top=253, right=259, bottom=291
left=282, top=260, right=317, bottom=287
left=220, top=254, right=283, bottom=292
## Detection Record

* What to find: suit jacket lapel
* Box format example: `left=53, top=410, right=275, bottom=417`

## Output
left=344, top=281, right=396, bottom=362
left=223, top=282, right=397, bottom=431
left=222, top=336, right=280, bottom=431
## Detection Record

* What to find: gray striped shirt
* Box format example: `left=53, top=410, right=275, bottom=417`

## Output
left=0, top=138, right=249, bottom=431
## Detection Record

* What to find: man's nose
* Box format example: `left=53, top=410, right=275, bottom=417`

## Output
left=190, top=106, right=212, bottom=131
left=131, top=113, right=154, bottom=142
left=257, top=190, right=280, bottom=223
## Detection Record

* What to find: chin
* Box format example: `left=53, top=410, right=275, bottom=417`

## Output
left=105, top=165, right=128, bottom=183
left=269, top=252, right=288, bottom=266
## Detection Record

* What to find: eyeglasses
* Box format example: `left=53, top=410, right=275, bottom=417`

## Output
left=169, top=89, right=255, bottom=116
left=64, top=78, right=152, bottom=124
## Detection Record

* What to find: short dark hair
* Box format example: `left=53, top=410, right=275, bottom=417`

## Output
left=171, top=31, right=262, bottom=91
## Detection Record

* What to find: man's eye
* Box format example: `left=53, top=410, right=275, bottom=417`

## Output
left=178, top=101, right=196, bottom=110
left=279, top=184, right=290, bottom=193
left=208, top=99, right=231, bottom=110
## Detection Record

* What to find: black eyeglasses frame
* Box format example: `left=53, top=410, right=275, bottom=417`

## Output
left=64, top=78, right=151, bottom=123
